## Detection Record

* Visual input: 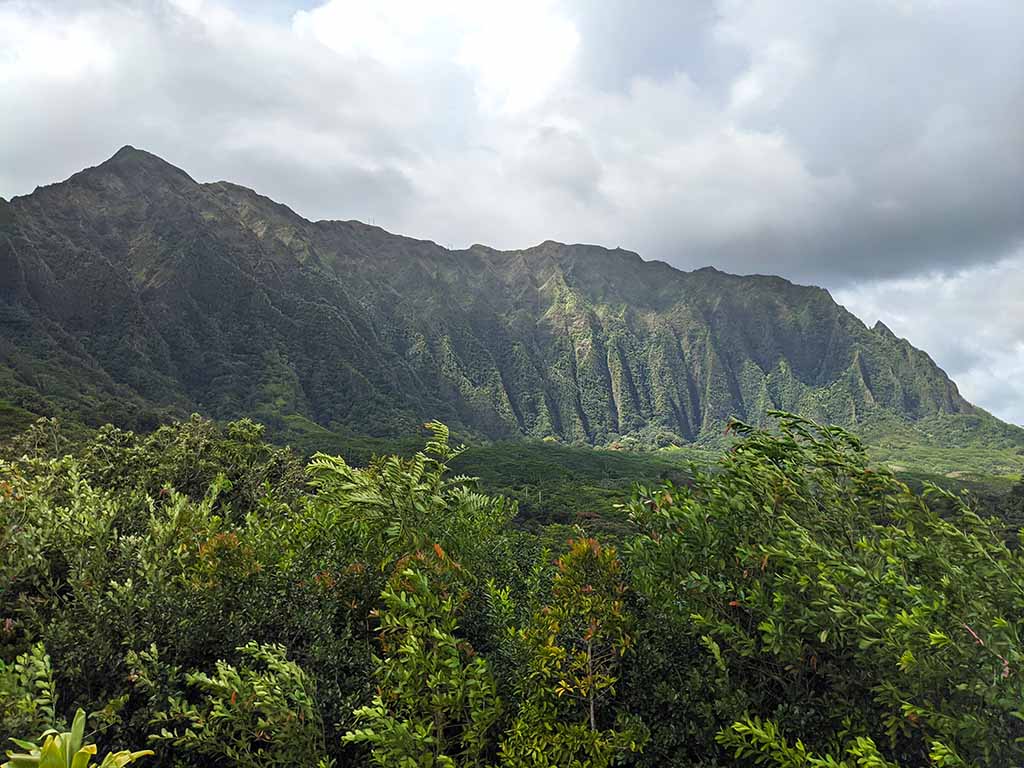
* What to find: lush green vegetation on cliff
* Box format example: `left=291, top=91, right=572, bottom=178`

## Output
left=2, top=414, right=1022, bottom=767
left=3, top=148, right=1021, bottom=457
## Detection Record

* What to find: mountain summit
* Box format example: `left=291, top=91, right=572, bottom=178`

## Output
left=1, top=148, right=1019, bottom=448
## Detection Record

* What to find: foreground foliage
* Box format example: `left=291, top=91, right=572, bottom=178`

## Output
left=1, top=413, right=1021, bottom=766
left=3, top=708, right=152, bottom=768
left=628, top=415, right=1024, bottom=765
left=344, top=552, right=501, bottom=767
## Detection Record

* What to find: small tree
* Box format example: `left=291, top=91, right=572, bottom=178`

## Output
left=344, top=550, right=501, bottom=767
left=500, top=538, right=646, bottom=767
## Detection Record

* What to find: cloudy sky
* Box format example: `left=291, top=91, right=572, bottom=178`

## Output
left=2, top=0, right=1023, bottom=423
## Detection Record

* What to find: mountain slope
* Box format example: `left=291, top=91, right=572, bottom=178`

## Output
left=1, top=146, right=1020, bottom=449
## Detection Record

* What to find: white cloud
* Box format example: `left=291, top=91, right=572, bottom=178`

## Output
left=0, top=3, right=115, bottom=82
left=292, top=0, right=579, bottom=114
left=835, top=251, right=1024, bottom=426
left=729, top=39, right=811, bottom=113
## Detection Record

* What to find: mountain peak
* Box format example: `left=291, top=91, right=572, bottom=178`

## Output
left=25, top=145, right=203, bottom=200
left=873, top=320, right=898, bottom=340
left=97, top=145, right=195, bottom=182
left=111, top=144, right=143, bottom=159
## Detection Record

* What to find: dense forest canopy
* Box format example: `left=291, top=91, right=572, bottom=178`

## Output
left=2, top=413, right=1022, bottom=767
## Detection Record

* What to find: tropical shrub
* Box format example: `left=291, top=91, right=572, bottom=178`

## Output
left=0, top=643, right=58, bottom=742
left=500, top=537, right=647, bottom=767
left=2, top=412, right=1022, bottom=767
left=344, top=551, right=501, bottom=767
left=306, top=421, right=516, bottom=576
left=3, top=708, right=151, bottom=768
left=146, top=641, right=330, bottom=768
left=627, top=413, right=1024, bottom=766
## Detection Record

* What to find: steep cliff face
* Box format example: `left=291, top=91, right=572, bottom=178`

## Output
left=0, top=147, right=1014, bottom=446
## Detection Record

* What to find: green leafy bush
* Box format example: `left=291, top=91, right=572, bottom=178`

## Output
left=344, top=552, right=501, bottom=767
left=2, top=412, right=1022, bottom=767
left=0, top=643, right=58, bottom=740
left=3, top=708, right=151, bottom=768
left=148, top=641, right=330, bottom=768
left=628, top=413, right=1024, bottom=765
left=499, top=537, right=647, bottom=767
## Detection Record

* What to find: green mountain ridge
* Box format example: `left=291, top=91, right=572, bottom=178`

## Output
left=1, top=146, right=1021, bottom=451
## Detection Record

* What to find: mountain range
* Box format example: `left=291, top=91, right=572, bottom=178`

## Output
left=1, top=146, right=1020, bottom=451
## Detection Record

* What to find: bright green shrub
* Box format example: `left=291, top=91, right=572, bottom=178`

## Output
left=717, top=716, right=901, bottom=767
left=147, top=641, right=330, bottom=768
left=0, top=643, right=58, bottom=740
left=307, top=421, right=515, bottom=575
left=628, top=413, right=1024, bottom=766
left=3, top=707, right=151, bottom=768
left=499, top=537, right=647, bottom=767
left=344, top=551, right=501, bottom=767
